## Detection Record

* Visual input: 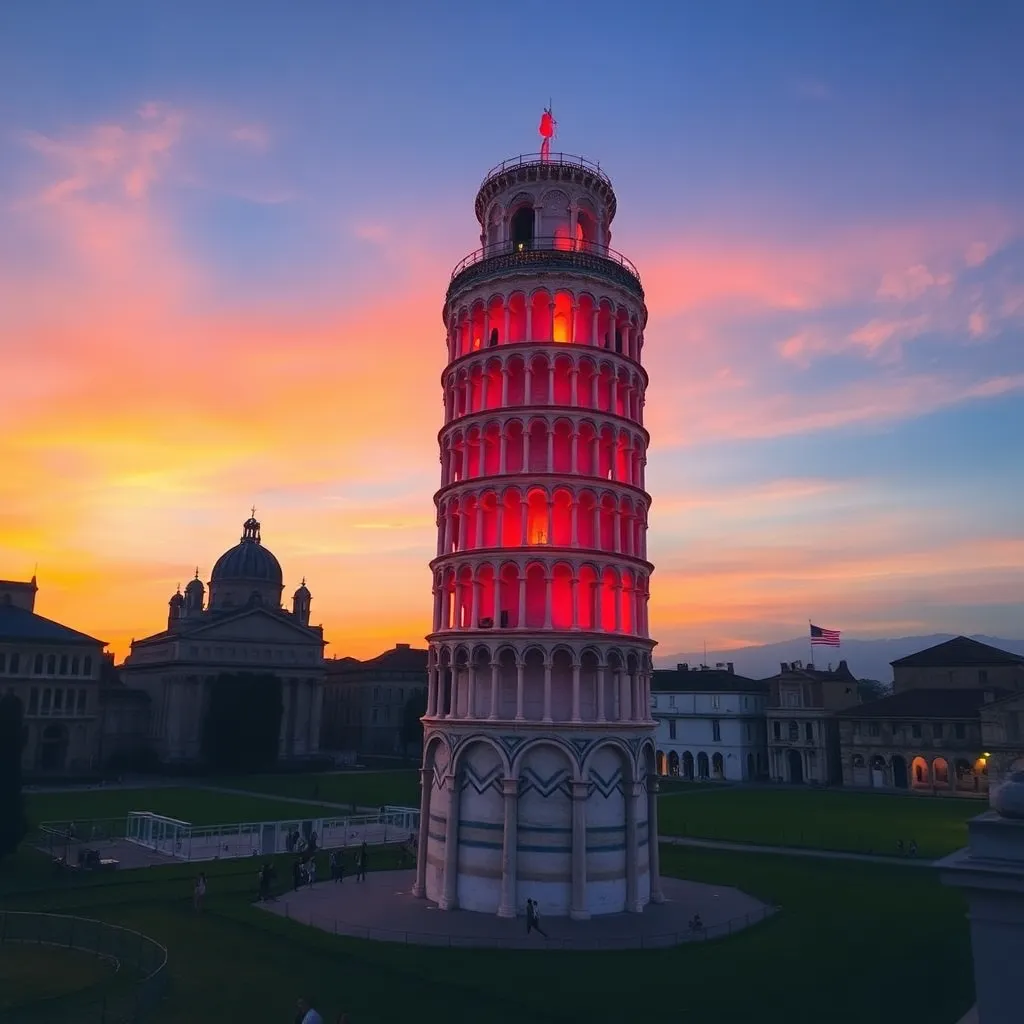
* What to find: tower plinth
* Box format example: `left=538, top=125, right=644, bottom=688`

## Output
left=414, top=132, right=660, bottom=918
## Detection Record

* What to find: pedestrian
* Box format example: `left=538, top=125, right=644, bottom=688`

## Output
left=295, top=997, right=324, bottom=1024
left=329, top=851, right=338, bottom=882
left=193, top=872, right=207, bottom=913
left=337, top=853, right=345, bottom=884
left=307, top=856, right=317, bottom=886
left=292, top=859, right=302, bottom=891
left=357, top=841, right=367, bottom=882
left=525, top=898, right=547, bottom=938
left=909, top=839, right=918, bottom=857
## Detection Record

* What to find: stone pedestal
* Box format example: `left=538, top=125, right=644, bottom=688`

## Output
left=939, top=774, right=1024, bottom=1024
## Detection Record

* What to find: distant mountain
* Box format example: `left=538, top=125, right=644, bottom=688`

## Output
left=655, top=634, right=1024, bottom=683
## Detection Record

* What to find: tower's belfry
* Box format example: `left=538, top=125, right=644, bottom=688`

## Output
left=413, top=118, right=662, bottom=919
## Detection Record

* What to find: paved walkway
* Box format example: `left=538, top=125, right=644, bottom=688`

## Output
left=257, top=869, right=773, bottom=950
left=662, top=834, right=937, bottom=867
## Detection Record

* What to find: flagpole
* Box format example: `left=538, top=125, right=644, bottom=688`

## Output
left=808, top=618, right=813, bottom=668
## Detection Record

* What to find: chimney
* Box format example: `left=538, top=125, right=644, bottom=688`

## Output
left=396, top=643, right=411, bottom=650
left=838, top=659, right=848, bottom=672
left=727, top=662, right=734, bottom=674
left=781, top=662, right=789, bottom=673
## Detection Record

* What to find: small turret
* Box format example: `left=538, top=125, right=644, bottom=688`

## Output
left=292, top=577, right=311, bottom=626
left=168, top=585, right=184, bottom=628
left=184, top=569, right=205, bottom=616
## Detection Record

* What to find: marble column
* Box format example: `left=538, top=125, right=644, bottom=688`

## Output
left=570, top=780, right=590, bottom=920
left=625, top=780, right=643, bottom=912
left=647, top=773, right=664, bottom=903
left=412, top=767, right=432, bottom=898
left=497, top=777, right=519, bottom=918
left=439, top=773, right=460, bottom=910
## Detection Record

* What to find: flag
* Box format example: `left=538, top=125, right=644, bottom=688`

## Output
left=810, top=624, right=841, bottom=647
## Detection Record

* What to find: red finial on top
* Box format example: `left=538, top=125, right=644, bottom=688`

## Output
left=539, top=103, right=556, bottom=162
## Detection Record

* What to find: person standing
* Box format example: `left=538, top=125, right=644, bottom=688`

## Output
left=357, top=841, right=367, bottom=882
left=295, top=997, right=324, bottom=1024
left=525, top=898, right=547, bottom=938
left=193, top=872, right=207, bottom=913
left=307, top=856, right=317, bottom=886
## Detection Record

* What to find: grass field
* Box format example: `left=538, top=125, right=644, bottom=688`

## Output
left=210, top=769, right=420, bottom=808
left=1, top=843, right=974, bottom=1024
left=0, top=944, right=115, bottom=1011
left=658, top=784, right=978, bottom=858
left=25, top=787, right=342, bottom=828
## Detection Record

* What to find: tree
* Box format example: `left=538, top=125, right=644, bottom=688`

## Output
left=0, top=693, right=28, bottom=862
left=400, top=687, right=428, bottom=757
left=200, top=672, right=284, bottom=773
left=858, top=678, right=891, bottom=703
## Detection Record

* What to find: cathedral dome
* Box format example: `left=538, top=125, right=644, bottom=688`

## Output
left=211, top=516, right=283, bottom=585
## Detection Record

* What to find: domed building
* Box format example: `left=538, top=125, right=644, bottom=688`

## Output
left=121, top=514, right=326, bottom=764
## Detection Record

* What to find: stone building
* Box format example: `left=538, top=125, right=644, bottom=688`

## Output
left=765, top=660, right=860, bottom=784
left=892, top=635, right=1024, bottom=692
left=120, top=515, right=325, bottom=764
left=836, top=636, right=1024, bottom=798
left=979, top=692, right=1024, bottom=788
left=837, top=688, right=1000, bottom=795
left=320, top=643, right=428, bottom=755
left=651, top=663, right=768, bottom=782
left=0, top=576, right=107, bottom=775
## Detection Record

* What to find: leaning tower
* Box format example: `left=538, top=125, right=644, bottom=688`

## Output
left=413, top=127, right=662, bottom=919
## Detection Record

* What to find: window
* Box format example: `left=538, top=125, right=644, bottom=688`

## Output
left=373, top=686, right=380, bottom=701
left=933, top=723, right=944, bottom=739
left=59, top=655, right=68, bottom=675
left=773, top=721, right=781, bottom=740
left=10, top=653, right=18, bottom=673
left=46, top=654, right=56, bottom=674
left=979, top=670, right=989, bottom=685
left=0, top=653, right=5, bottom=672
left=53, top=688, right=63, bottom=712
left=804, top=722, right=814, bottom=743
left=372, top=708, right=378, bottom=723
left=743, top=696, right=749, bottom=709
left=712, top=719, right=721, bottom=742
left=83, top=657, right=92, bottom=675
left=868, top=723, right=880, bottom=737
left=711, top=694, right=720, bottom=710
left=788, top=721, right=798, bottom=742
left=852, top=720, right=860, bottom=736
left=954, top=723, right=965, bottom=740
left=28, top=687, right=38, bottom=714
left=34, top=654, right=43, bottom=674
left=669, top=720, right=677, bottom=740
left=77, top=689, right=87, bottom=713
left=668, top=695, right=676, bottom=708
left=41, top=688, right=52, bottom=713
left=786, top=691, right=799, bottom=707
left=71, top=656, right=79, bottom=675
left=912, top=723, right=921, bottom=739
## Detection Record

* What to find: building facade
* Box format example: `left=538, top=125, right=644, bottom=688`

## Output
left=892, top=636, right=1024, bottom=692
left=414, top=138, right=660, bottom=919
left=321, top=644, right=428, bottom=755
left=837, top=688, right=998, bottom=795
left=0, top=577, right=107, bottom=774
left=981, top=692, right=1024, bottom=787
left=121, top=515, right=326, bottom=764
left=651, top=663, right=768, bottom=782
left=765, top=660, right=860, bottom=785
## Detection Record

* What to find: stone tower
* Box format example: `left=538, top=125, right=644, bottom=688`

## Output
left=413, top=130, right=661, bottom=919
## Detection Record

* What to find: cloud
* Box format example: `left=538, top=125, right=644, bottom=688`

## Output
left=230, top=124, right=270, bottom=149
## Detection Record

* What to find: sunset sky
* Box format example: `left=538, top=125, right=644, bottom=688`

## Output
left=1, top=2, right=1022, bottom=663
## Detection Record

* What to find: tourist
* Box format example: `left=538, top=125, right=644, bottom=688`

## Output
left=908, top=839, right=918, bottom=857
left=337, top=852, right=345, bottom=884
left=295, top=997, right=324, bottom=1024
left=357, top=842, right=367, bottom=882
left=193, top=872, right=207, bottom=913
left=689, top=913, right=703, bottom=933
left=307, top=856, right=317, bottom=886
left=525, top=898, right=547, bottom=938
left=292, top=859, right=303, bottom=891
left=329, top=851, right=338, bottom=882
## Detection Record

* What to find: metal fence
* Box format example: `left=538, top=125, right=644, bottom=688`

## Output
left=280, top=901, right=779, bottom=950
left=0, top=912, right=168, bottom=1023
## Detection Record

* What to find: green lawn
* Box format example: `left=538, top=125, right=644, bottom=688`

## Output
left=1, top=843, right=974, bottom=1024
left=209, top=769, right=420, bottom=808
left=0, top=944, right=115, bottom=1012
left=25, top=787, right=342, bottom=828
left=657, top=784, right=979, bottom=858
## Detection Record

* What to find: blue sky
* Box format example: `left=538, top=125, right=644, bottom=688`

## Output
left=0, top=0, right=1021, bottom=659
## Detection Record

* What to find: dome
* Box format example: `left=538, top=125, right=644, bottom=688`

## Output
left=169, top=589, right=184, bottom=607
left=184, top=576, right=204, bottom=594
left=293, top=577, right=311, bottom=599
left=211, top=516, right=283, bottom=586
